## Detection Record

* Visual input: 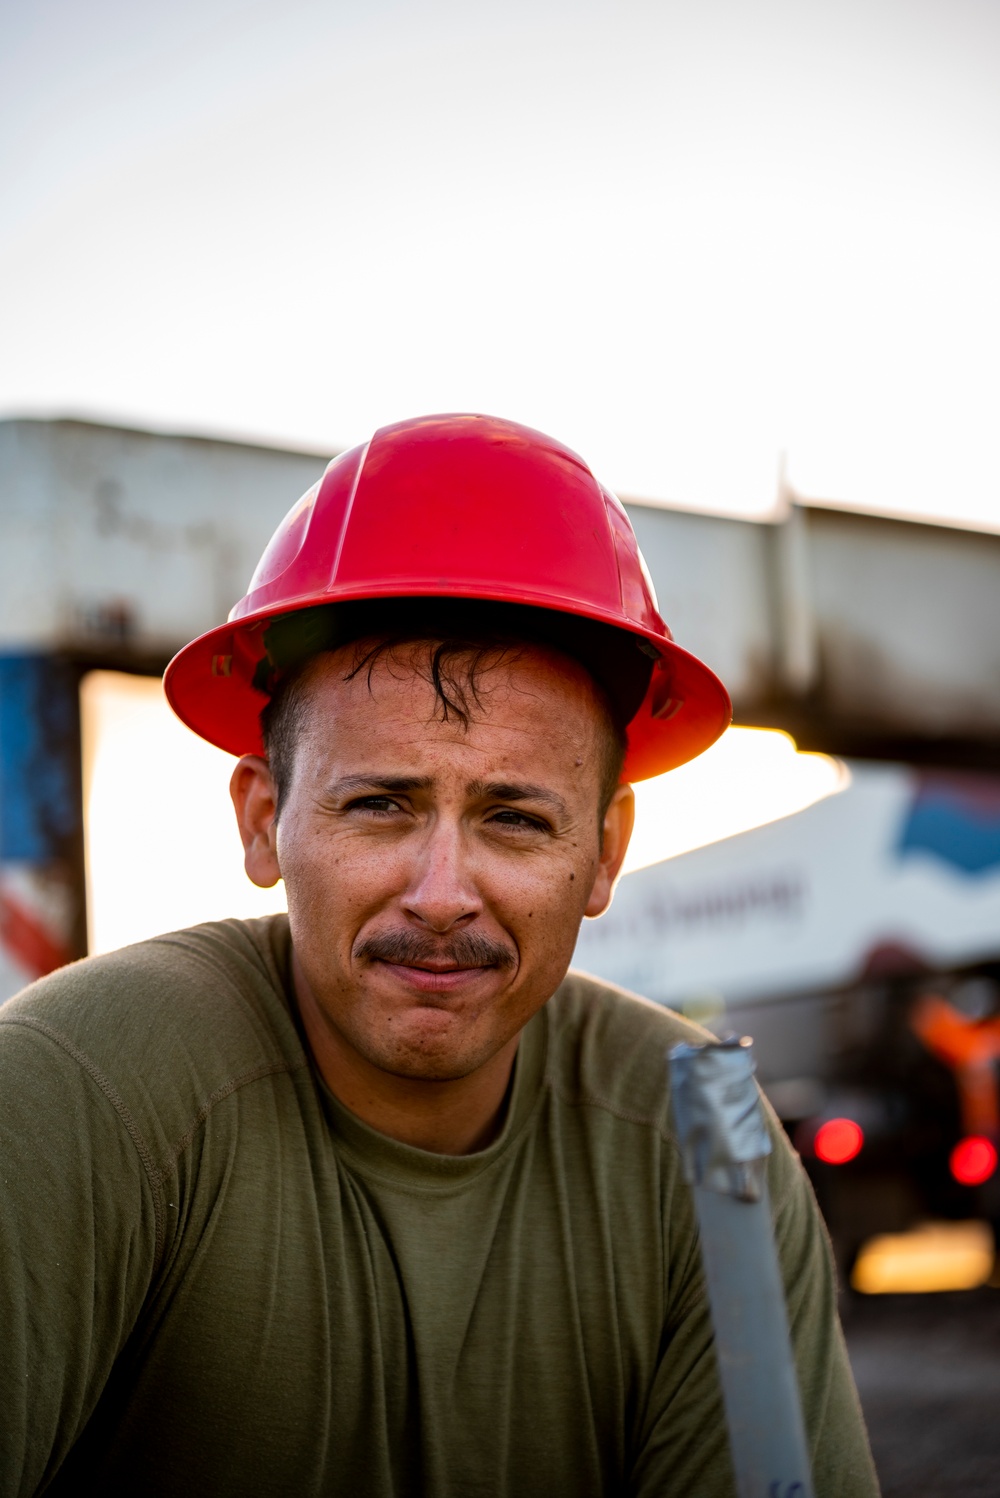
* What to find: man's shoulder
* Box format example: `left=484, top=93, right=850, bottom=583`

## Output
left=544, top=968, right=713, bottom=1134
left=543, top=969, right=816, bottom=1224
left=0, top=915, right=304, bottom=1114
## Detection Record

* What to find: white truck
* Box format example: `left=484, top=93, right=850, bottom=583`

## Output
left=575, top=760, right=1000, bottom=1261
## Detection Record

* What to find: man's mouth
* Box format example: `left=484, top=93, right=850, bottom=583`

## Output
left=397, top=955, right=470, bottom=973
left=354, top=930, right=516, bottom=993
left=378, top=960, right=493, bottom=995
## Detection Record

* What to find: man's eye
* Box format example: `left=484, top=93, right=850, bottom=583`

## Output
left=488, top=809, right=547, bottom=832
left=348, top=797, right=402, bottom=815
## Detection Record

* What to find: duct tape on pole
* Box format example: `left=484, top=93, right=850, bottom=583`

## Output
left=668, top=1036, right=815, bottom=1498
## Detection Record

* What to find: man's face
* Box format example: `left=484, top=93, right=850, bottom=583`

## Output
left=249, top=642, right=631, bottom=1084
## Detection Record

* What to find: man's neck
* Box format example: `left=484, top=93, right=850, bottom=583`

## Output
left=291, top=952, right=520, bottom=1155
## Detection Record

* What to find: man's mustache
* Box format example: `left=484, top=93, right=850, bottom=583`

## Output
left=354, top=928, right=516, bottom=971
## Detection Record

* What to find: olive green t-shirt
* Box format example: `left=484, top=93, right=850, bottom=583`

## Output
left=0, top=916, right=877, bottom=1496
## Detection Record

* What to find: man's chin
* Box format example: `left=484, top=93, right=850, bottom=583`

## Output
left=358, top=1006, right=507, bottom=1083
left=382, top=1054, right=482, bottom=1083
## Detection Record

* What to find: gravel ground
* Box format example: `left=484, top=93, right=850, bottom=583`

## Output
left=843, top=1288, right=1000, bottom=1497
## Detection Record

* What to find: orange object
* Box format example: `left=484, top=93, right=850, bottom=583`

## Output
left=164, top=413, right=731, bottom=782
left=910, top=993, right=1000, bottom=1138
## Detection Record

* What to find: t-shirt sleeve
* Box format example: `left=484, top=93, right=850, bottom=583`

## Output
left=629, top=1126, right=880, bottom=1497
left=0, top=1018, right=159, bottom=1497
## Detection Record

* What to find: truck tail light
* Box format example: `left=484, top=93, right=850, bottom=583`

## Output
left=949, top=1135, right=998, bottom=1186
left=814, top=1117, right=864, bottom=1165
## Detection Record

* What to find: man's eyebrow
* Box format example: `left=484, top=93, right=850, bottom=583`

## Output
left=325, top=775, right=433, bottom=797
left=469, top=779, right=568, bottom=817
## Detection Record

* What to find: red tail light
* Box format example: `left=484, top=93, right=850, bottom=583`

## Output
left=949, top=1135, right=998, bottom=1186
left=814, top=1117, right=864, bottom=1165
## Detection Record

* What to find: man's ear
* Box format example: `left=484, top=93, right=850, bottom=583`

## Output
left=230, top=755, right=282, bottom=889
left=584, top=783, right=635, bottom=918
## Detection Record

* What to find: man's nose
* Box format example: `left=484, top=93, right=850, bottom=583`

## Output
left=401, top=821, right=482, bottom=932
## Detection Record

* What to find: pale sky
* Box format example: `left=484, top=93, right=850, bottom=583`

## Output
left=2, top=0, right=999, bottom=524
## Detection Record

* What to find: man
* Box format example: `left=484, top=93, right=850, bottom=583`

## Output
left=0, top=415, right=877, bottom=1495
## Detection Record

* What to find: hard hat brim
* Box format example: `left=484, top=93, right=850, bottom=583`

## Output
left=164, top=591, right=732, bottom=782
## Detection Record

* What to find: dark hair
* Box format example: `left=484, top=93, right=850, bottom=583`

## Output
left=259, top=599, right=654, bottom=824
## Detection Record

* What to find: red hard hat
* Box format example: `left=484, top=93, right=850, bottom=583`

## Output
left=164, top=413, right=730, bottom=781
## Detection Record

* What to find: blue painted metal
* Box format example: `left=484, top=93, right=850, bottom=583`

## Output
left=0, top=654, right=82, bottom=862
left=898, top=772, right=1000, bottom=876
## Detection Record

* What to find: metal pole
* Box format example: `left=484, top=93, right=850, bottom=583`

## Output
left=668, top=1036, right=815, bottom=1498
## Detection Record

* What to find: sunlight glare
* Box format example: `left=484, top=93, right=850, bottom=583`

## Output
left=624, top=727, right=849, bottom=875
left=81, top=670, right=286, bottom=955
left=851, top=1220, right=995, bottom=1296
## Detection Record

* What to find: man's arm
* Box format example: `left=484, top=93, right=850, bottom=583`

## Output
left=630, top=1127, right=879, bottom=1496
left=0, top=1019, right=157, bottom=1496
